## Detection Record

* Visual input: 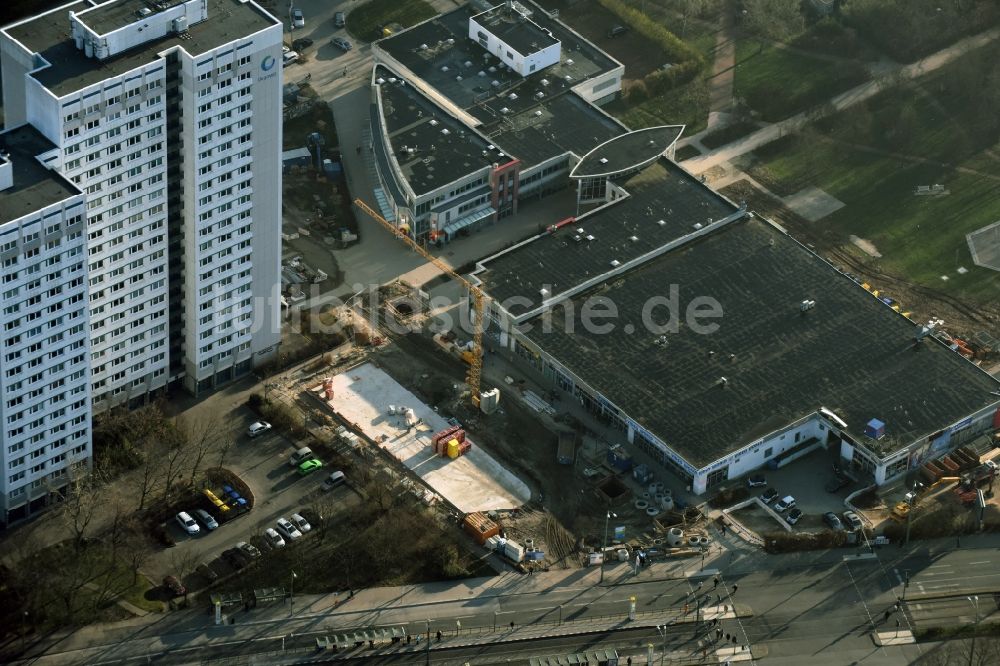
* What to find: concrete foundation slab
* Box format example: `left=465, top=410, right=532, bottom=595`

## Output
left=316, top=363, right=530, bottom=512
left=782, top=186, right=845, bottom=222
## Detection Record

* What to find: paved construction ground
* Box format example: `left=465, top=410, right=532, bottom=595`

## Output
left=315, top=362, right=530, bottom=512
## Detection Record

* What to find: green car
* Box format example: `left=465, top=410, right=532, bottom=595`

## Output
left=297, top=458, right=323, bottom=476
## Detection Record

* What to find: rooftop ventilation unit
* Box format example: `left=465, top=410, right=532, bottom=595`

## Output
left=501, top=107, right=510, bottom=114
left=629, top=235, right=638, bottom=242
left=464, top=60, right=472, bottom=67
left=388, top=77, right=397, bottom=83
left=534, top=110, right=542, bottom=117
left=573, top=235, right=582, bottom=242
left=800, top=299, right=816, bottom=312
left=492, top=80, right=501, bottom=87
left=509, top=93, right=518, bottom=100
left=718, top=377, right=729, bottom=388
left=576, top=228, right=584, bottom=234
left=564, top=75, right=572, bottom=82
left=429, top=119, right=439, bottom=126
left=692, top=222, right=703, bottom=230
left=478, top=71, right=486, bottom=77
left=375, top=77, right=385, bottom=84
left=456, top=75, right=463, bottom=81
left=441, top=128, right=450, bottom=135
left=657, top=220, right=666, bottom=226
left=441, top=65, right=449, bottom=72
left=540, top=288, right=550, bottom=298
left=540, top=78, right=550, bottom=86
left=586, top=235, right=595, bottom=241
left=610, top=259, right=620, bottom=267
left=497, top=152, right=505, bottom=158
left=419, top=43, right=429, bottom=50
left=137, top=7, right=152, bottom=17
left=566, top=58, right=574, bottom=65
left=447, top=38, right=455, bottom=44
left=489, top=66, right=497, bottom=73
left=599, top=157, right=608, bottom=164
left=534, top=91, right=545, bottom=100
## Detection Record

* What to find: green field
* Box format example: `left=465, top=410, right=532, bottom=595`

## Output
left=607, top=78, right=710, bottom=134
left=346, top=0, right=436, bottom=42
left=734, top=40, right=868, bottom=122
left=746, top=44, right=1000, bottom=308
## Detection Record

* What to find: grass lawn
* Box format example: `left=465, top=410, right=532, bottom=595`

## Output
left=700, top=119, right=759, bottom=149
left=121, top=575, right=165, bottom=614
left=347, top=0, right=436, bottom=42
left=734, top=40, right=868, bottom=121
left=749, top=135, right=1000, bottom=307
left=607, top=77, right=709, bottom=134
left=674, top=144, right=703, bottom=161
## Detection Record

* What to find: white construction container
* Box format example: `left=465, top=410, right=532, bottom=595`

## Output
left=503, top=539, right=525, bottom=563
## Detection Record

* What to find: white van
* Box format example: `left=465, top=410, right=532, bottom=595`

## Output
left=288, top=446, right=314, bottom=467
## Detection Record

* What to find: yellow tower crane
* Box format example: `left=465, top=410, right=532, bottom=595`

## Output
left=354, top=199, right=485, bottom=408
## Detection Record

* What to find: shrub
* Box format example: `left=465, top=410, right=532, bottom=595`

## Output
left=247, top=393, right=265, bottom=414
left=626, top=80, right=650, bottom=104
left=763, top=529, right=846, bottom=553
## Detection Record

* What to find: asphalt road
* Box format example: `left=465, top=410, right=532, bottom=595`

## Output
left=37, top=535, right=1000, bottom=665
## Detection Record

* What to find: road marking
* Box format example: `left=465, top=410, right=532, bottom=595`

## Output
left=970, top=560, right=990, bottom=565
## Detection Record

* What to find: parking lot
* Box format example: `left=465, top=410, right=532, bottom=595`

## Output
left=146, top=407, right=359, bottom=585
left=730, top=448, right=863, bottom=534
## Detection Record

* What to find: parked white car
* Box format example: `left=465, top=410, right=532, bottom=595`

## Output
left=290, top=513, right=312, bottom=533
left=247, top=421, right=271, bottom=438
left=774, top=495, right=796, bottom=512
left=291, top=8, right=305, bottom=28
left=276, top=517, right=303, bottom=541
left=264, top=527, right=286, bottom=549
left=175, top=511, right=200, bottom=535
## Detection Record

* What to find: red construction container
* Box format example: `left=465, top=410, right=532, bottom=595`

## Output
left=432, top=425, right=460, bottom=446
left=452, top=429, right=466, bottom=444
left=459, top=441, right=472, bottom=456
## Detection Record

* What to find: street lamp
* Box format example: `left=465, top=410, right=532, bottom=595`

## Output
left=905, top=482, right=923, bottom=546
left=599, top=510, right=617, bottom=583
left=425, top=619, right=431, bottom=666
left=655, top=623, right=669, bottom=666
left=289, top=570, right=297, bottom=617
left=968, top=595, right=980, bottom=666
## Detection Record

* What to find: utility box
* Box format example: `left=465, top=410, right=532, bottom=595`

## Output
left=480, top=388, right=501, bottom=414
left=864, top=418, right=886, bottom=440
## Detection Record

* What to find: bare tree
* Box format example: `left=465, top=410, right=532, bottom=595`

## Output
left=58, top=476, right=104, bottom=554
left=168, top=546, right=205, bottom=585
left=215, top=432, right=236, bottom=471
left=741, top=0, right=804, bottom=43
left=158, top=424, right=191, bottom=506
left=180, top=414, right=224, bottom=487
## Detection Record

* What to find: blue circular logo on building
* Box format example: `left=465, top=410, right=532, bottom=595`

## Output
left=261, top=55, right=276, bottom=71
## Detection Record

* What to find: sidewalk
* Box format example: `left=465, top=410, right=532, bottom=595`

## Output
left=681, top=25, right=1000, bottom=174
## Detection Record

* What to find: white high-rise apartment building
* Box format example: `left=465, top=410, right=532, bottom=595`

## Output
left=0, top=125, right=93, bottom=524
left=0, top=0, right=283, bottom=523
